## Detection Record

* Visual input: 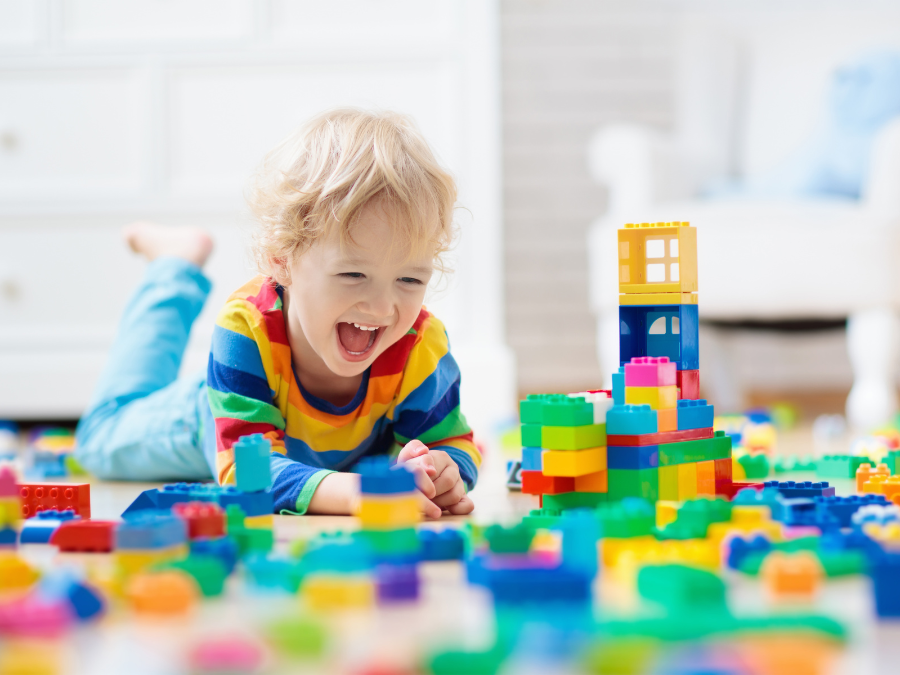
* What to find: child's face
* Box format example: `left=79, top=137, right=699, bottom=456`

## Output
left=286, top=199, right=436, bottom=379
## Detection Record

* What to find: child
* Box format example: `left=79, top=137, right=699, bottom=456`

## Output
left=75, top=109, right=479, bottom=518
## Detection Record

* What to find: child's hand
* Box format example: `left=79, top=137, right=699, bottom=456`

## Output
left=397, top=440, right=474, bottom=517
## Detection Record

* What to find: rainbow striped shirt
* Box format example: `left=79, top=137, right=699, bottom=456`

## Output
left=205, top=276, right=480, bottom=513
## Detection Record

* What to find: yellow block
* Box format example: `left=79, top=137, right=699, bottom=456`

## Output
left=303, top=574, right=374, bottom=611
left=658, top=466, right=679, bottom=501
left=244, top=514, right=274, bottom=530
left=603, top=536, right=719, bottom=572
left=574, top=470, right=608, bottom=492
left=0, top=553, right=39, bottom=591
left=543, top=447, right=607, bottom=477
left=601, top=535, right=656, bottom=567
left=656, top=500, right=679, bottom=528
left=115, top=544, right=188, bottom=579
left=625, top=386, right=677, bottom=410
left=357, top=495, right=420, bottom=528
left=619, top=292, right=698, bottom=306
left=0, top=498, right=21, bottom=527
left=732, top=457, right=747, bottom=481
left=677, top=462, right=697, bottom=500
left=618, top=222, right=698, bottom=295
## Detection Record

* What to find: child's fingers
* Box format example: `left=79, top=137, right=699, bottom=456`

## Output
left=432, top=480, right=466, bottom=509
left=413, top=453, right=438, bottom=477
left=396, top=440, right=429, bottom=463
left=431, top=462, right=460, bottom=497
left=416, top=491, right=442, bottom=519
left=406, top=464, right=436, bottom=499
left=446, top=495, right=475, bottom=515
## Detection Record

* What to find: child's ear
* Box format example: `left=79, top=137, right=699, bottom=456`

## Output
left=269, top=256, right=291, bottom=286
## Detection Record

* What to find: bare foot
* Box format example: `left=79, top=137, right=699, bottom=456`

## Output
left=123, top=221, right=214, bottom=268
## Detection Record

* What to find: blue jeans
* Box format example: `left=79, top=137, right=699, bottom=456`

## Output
left=75, top=257, right=214, bottom=481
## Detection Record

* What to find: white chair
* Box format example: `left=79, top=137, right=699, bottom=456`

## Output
left=586, top=6, right=900, bottom=430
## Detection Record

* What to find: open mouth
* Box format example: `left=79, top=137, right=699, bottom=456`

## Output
left=336, top=322, right=385, bottom=361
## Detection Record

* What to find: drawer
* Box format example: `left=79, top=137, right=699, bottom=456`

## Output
left=60, top=0, right=253, bottom=43
left=0, top=68, right=147, bottom=202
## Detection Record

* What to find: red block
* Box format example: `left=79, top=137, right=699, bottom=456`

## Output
left=714, top=457, right=732, bottom=482
left=521, top=471, right=575, bottom=496
left=173, top=502, right=226, bottom=539
left=716, top=481, right=764, bottom=500
left=19, top=483, right=91, bottom=519
left=607, top=427, right=714, bottom=447
left=50, top=520, right=116, bottom=552
left=677, top=370, right=700, bottom=400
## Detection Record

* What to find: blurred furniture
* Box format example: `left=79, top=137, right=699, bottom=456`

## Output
left=0, top=0, right=514, bottom=435
left=586, top=4, right=900, bottom=429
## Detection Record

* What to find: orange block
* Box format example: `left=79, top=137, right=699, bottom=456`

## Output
left=127, top=571, right=198, bottom=615
left=761, top=552, right=822, bottom=599
left=574, top=470, right=608, bottom=493
left=856, top=463, right=873, bottom=492
left=657, top=408, right=677, bottom=433
left=696, top=460, right=716, bottom=496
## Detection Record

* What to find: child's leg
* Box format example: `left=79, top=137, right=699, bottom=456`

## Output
left=76, top=224, right=215, bottom=480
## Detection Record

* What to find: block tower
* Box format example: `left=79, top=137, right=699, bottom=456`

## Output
left=519, top=222, right=734, bottom=507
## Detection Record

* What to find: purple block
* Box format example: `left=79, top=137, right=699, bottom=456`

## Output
left=376, top=565, right=419, bottom=603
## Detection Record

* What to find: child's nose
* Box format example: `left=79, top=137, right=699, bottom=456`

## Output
left=358, top=291, right=393, bottom=319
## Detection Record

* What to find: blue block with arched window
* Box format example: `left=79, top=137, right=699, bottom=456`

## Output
left=618, top=304, right=699, bottom=370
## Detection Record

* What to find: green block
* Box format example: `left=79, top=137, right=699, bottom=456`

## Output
left=607, top=469, right=659, bottom=502
left=658, top=498, right=732, bottom=540
left=485, top=524, right=534, bottom=554
left=773, top=456, right=816, bottom=474
left=519, top=393, right=594, bottom=426
left=266, top=615, right=328, bottom=658
left=582, top=637, right=661, bottom=675
left=658, top=431, right=731, bottom=466
left=521, top=508, right=562, bottom=529
left=232, top=526, right=274, bottom=556
left=595, top=499, right=655, bottom=538
left=356, top=528, right=420, bottom=555
left=638, top=564, right=727, bottom=611
left=816, top=454, right=869, bottom=479
left=542, top=491, right=609, bottom=511
left=542, top=424, right=606, bottom=450
left=737, top=453, right=770, bottom=479
left=156, top=555, right=227, bottom=597
left=429, top=647, right=507, bottom=675
left=887, top=450, right=900, bottom=475
left=521, top=424, right=542, bottom=447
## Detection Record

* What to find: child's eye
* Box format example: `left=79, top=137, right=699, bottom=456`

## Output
left=399, top=277, right=423, bottom=285
left=339, top=273, right=365, bottom=279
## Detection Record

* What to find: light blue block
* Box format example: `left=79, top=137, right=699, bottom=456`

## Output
left=522, top=446, right=544, bottom=471
left=234, top=433, right=273, bottom=493
left=676, top=399, right=715, bottom=431
left=116, top=511, right=187, bottom=550
left=612, top=367, right=625, bottom=405
left=606, top=404, right=658, bottom=435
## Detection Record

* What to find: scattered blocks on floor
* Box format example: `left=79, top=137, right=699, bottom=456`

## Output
left=19, top=482, right=91, bottom=519
left=233, top=434, right=273, bottom=493
left=20, top=509, right=80, bottom=544
left=762, top=481, right=836, bottom=499
left=50, top=520, right=117, bottom=553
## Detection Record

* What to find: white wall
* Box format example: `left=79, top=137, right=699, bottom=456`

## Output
left=0, top=0, right=514, bottom=436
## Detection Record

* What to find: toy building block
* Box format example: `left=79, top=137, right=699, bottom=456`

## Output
left=676, top=463, right=698, bottom=500
left=575, top=469, right=608, bottom=493
left=607, top=405, right=658, bottom=435
left=0, top=527, right=16, bottom=547
left=521, top=424, right=542, bottom=448
left=19, top=483, right=90, bottom=519
left=773, top=456, right=817, bottom=474
left=568, top=390, right=614, bottom=424
left=676, top=399, right=714, bottom=430
left=696, top=460, right=716, bottom=496
left=659, top=465, right=679, bottom=500
left=541, top=424, right=607, bottom=451
left=816, top=455, right=869, bottom=479
left=233, top=434, right=272, bottom=493
left=520, top=393, right=593, bottom=426
left=126, top=570, right=198, bottom=615
left=542, top=491, right=608, bottom=511
left=357, top=457, right=416, bottom=495
left=519, top=393, right=553, bottom=423
left=716, top=481, right=764, bottom=500
left=419, top=529, right=466, bottom=561
left=612, top=368, right=625, bottom=405
left=521, top=471, right=574, bottom=496
left=657, top=407, right=678, bottom=432
left=856, top=463, right=873, bottom=493
left=761, top=551, right=822, bottom=599
left=485, top=523, right=534, bottom=554
left=619, top=292, right=698, bottom=306
left=658, top=431, right=732, bottom=467
left=357, top=495, right=420, bottom=529
left=50, top=520, right=117, bottom=553
left=870, top=553, right=900, bottom=617
left=172, top=502, right=226, bottom=540
left=19, top=509, right=80, bottom=544
left=617, top=221, right=697, bottom=294
left=877, top=476, right=900, bottom=500
left=624, top=356, right=677, bottom=387
left=116, top=511, right=188, bottom=550
left=0, top=466, right=17, bottom=497
left=762, top=480, right=836, bottom=499
left=625, top=385, right=677, bottom=411
left=618, top=304, right=699, bottom=371
left=737, top=453, right=770, bottom=479
left=863, top=474, right=890, bottom=495
left=676, top=369, right=700, bottom=400
left=607, top=445, right=658, bottom=470
left=607, top=468, right=659, bottom=502
left=542, top=447, right=607, bottom=477
left=521, top=446, right=544, bottom=471
left=191, top=537, right=239, bottom=575
left=157, top=555, right=227, bottom=597
left=607, top=427, right=713, bottom=447
left=303, top=574, right=375, bottom=610
left=815, top=494, right=888, bottom=528
left=377, top=564, right=419, bottom=603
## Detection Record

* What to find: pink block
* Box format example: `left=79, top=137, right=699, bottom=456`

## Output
left=624, top=356, right=676, bottom=387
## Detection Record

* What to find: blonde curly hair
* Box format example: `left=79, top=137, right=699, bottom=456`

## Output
left=247, top=108, right=458, bottom=285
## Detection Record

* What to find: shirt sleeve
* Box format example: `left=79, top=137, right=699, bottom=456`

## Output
left=390, top=314, right=481, bottom=490
left=206, top=295, right=333, bottom=513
